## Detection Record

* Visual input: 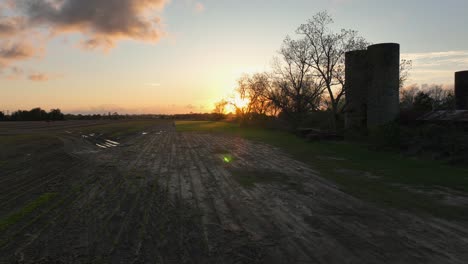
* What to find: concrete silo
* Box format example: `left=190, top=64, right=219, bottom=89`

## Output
left=366, top=43, right=400, bottom=127
left=455, top=71, right=468, bottom=110
left=344, top=50, right=369, bottom=130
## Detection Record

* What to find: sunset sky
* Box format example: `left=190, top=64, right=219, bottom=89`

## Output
left=1, top=0, right=468, bottom=114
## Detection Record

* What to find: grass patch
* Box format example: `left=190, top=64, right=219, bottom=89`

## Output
left=0, top=192, right=58, bottom=232
left=176, top=121, right=468, bottom=220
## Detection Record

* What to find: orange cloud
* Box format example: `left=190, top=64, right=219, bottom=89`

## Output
left=28, top=73, right=49, bottom=82
left=0, top=41, right=35, bottom=60
left=0, top=17, right=26, bottom=37
left=22, top=0, right=169, bottom=50
left=0, top=0, right=171, bottom=79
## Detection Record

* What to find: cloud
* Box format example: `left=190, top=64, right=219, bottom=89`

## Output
left=28, top=73, right=49, bottom=81
left=194, top=2, right=205, bottom=13
left=0, top=17, right=26, bottom=37
left=402, top=51, right=468, bottom=61
left=0, top=41, right=36, bottom=60
left=4, top=66, right=24, bottom=80
left=401, top=50, right=468, bottom=85
left=19, top=0, right=169, bottom=50
left=0, top=0, right=171, bottom=79
left=402, top=50, right=468, bottom=69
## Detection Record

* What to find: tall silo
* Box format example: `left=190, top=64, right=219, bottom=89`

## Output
left=345, top=50, right=369, bottom=130
left=455, top=71, right=468, bottom=110
left=366, top=43, right=400, bottom=127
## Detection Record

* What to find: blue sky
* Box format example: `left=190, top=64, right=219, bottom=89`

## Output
left=1, top=0, right=467, bottom=114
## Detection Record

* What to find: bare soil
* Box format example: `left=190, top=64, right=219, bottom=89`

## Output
left=1, top=120, right=467, bottom=263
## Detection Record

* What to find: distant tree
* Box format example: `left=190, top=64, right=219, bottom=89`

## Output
left=29, top=107, right=48, bottom=121
left=48, top=109, right=65, bottom=120
left=213, top=99, right=228, bottom=114
left=296, top=11, right=369, bottom=128
left=413, top=91, right=434, bottom=112
left=400, top=84, right=420, bottom=109
left=0, top=111, right=4, bottom=121
left=401, top=84, right=455, bottom=112
left=439, top=92, right=455, bottom=110
left=237, top=73, right=278, bottom=116
left=426, top=85, right=454, bottom=111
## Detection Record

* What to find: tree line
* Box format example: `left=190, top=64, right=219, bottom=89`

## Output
left=0, top=108, right=65, bottom=121
left=0, top=108, right=227, bottom=122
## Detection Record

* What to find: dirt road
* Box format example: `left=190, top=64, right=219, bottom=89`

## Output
left=1, top=121, right=467, bottom=263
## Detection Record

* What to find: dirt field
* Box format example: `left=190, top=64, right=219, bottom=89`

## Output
left=1, top=120, right=468, bottom=263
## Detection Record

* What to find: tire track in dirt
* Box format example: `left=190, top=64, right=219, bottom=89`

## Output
left=185, top=133, right=468, bottom=264
left=3, top=122, right=468, bottom=263
left=108, top=131, right=170, bottom=262
left=83, top=131, right=165, bottom=261
left=0, top=126, right=167, bottom=262
left=182, top=133, right=274, bottom=263
left=0, top=155, right=73, bottom=204
left=187, top=134, right=306, bottom=263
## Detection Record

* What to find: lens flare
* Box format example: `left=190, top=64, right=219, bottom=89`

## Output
left=222, top=154, right=233, bottom=163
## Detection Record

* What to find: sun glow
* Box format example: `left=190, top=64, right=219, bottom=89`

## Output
left=225, top=95, right=250, bottom=114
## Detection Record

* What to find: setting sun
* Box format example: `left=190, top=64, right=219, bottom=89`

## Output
left=224, top=94, right=250, bottom=114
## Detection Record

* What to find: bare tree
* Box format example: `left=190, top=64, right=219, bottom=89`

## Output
left=213, top=99, right=228, bottom=114
left=269, top=37, right=326, bottom=129
left=296, top=11, right=368, bottom=127
left=400, top=83, right=455, bottom=111
left=400, top=59, right=413, bottom=89
left=400, top=84, right=419, bottom=109
left=237, top=73, right=277, bottom=116
left=425, top=84, right=454, bottom=111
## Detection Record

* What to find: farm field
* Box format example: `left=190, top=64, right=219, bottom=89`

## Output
left=0, top=120, right=468, bottom=263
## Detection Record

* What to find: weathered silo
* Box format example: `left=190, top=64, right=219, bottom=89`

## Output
left=455, top=71, right=468, bottom=110
left=345, top=50, right=368, bottom=130
left=366, top=43, right=400, bottom=127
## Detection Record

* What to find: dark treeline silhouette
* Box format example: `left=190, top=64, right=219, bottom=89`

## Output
left=172, top=113, right=225, bottom=121
left=0, top=108, right=226, bottom=122
left=399, top=84, right=455, bottom=123
left=1, top=108, right=65, bottom=121
left=65, top=113, right=225, bottom=121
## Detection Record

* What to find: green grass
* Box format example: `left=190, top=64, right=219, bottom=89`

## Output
left=0, top=192, right=58, bottom=233
left=176, top=121, right=468, bottom=220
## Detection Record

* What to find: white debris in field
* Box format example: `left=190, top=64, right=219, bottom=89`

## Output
left=96, top=144, right=107, bottom=149
left=142, top=132, right=148, bottom=135
left=105, top=139, right=120, bottom=145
